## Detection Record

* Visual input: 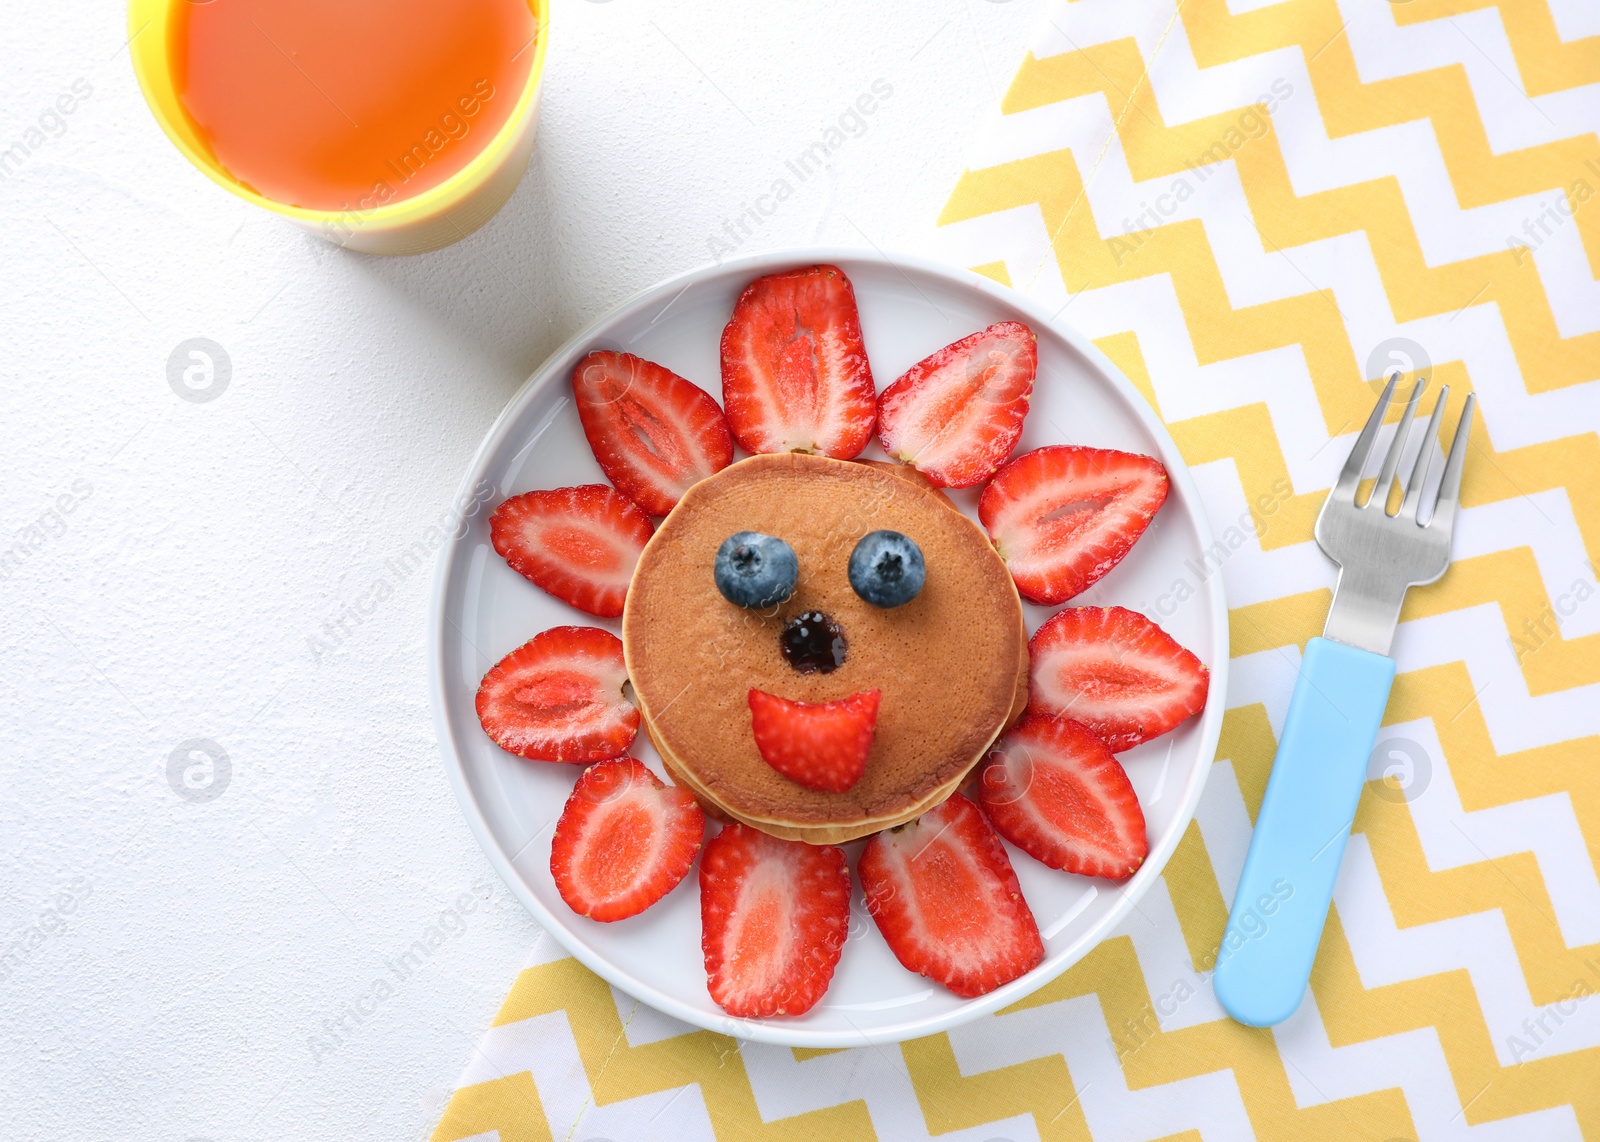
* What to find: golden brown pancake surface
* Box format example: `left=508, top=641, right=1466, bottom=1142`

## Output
left=622, top=453, right=1026, bottom=842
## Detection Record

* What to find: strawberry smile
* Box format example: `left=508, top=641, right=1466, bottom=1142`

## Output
left=748, top=688, right=880, bottom=794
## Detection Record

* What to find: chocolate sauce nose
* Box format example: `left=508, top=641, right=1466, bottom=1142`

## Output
left=780, top=611, right=847, bottom=674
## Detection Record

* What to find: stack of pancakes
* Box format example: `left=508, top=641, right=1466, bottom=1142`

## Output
left=622, top=453, right=1027, bottom=845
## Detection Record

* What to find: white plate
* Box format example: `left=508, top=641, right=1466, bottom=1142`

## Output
left=429, top=248, right=1227, bottom=1047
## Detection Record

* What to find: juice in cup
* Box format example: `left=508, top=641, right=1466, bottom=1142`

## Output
left=130, top=0, right=547, bottom=255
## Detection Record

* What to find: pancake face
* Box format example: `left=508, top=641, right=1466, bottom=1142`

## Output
left=622, top=453, right=1027, bottom=842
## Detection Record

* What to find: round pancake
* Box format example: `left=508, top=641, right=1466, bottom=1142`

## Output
left=855, top=458, right=954, bottom=505
left=622, top=452, right=1027, bottom=843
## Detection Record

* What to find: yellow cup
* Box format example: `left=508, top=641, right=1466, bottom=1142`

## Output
left=128, top=0, right=549, bottom=256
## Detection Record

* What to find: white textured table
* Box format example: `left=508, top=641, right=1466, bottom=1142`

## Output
left=0, top=2, right=1042, bottom=1137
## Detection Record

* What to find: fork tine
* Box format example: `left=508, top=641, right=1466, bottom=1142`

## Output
left=1370, top=379, right=1425, bottom=511
left=1400, top=384, right=1449, bottom=519
left=1333, top=373, right=1398, bottom=502
left=1427, top=392, right=1476, bottom=534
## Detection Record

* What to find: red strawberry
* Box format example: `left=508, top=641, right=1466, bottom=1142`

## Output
left=859, top=793, right=1043, bottom=998
left=476, top=626, right=640, bottom=763
left=720, top=264, right=876, bottom=458
left=551, top=758, right=706, bottom=921
left=572, top=350, right=735, bottom=516
left=1027, top=606, right=1209, bottom=752
left=747, top=688, right=880, bottom=793
left=978, top=714, right=1147, bottom=878
left=699, top=823, right=851, bottom=1017
left=979, top=446, right=1168, bottom=605
left=490, top=485, right=653, bottom=618
left=877, top=322, right=1037, bottom=488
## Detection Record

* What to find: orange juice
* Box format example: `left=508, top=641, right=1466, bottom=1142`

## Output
left=170, top=0, right=538, bottom=212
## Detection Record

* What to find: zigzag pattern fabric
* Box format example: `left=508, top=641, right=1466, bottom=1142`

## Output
left=431, top=1, right=1600, bottom=1137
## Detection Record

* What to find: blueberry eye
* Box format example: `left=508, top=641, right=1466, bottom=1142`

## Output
left=849, top=530, right=925, bottom=608
left=714, top=531, right=799, bottom=608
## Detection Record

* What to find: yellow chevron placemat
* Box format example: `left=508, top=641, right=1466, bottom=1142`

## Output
left=431, top=2, right=1600, bottom=1137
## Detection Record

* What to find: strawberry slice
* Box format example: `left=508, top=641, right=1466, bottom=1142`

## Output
left=860, top=793, right=1043, bottom=997
left=720, top=264, right=876, bottom=458
left=476, top=626, right=640, bottom=763
left=490, top=485, right=653, bottom=618
left=979, top=446, right=1168, bottom=605
left=699, top=823, right=851, bottom=1017
left=748, top=688, right=880, bottom=793
left=1027, top=606, right=1209, bottom=752
left=877, top=322, right=1037, bottom=488
left=978, top=714, right=1148, bottom=879
left=572, top=350, right=735, bottom=516
left=551, top=758, right=706, bottom=921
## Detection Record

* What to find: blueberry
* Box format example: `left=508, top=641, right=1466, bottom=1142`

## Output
left=714, top=531, right=798, bottom=608
left=848, top=530, right=925, bottom=608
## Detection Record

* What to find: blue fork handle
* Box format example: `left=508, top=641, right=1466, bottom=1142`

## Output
left=1212, top=636, right=1395, bottom=1026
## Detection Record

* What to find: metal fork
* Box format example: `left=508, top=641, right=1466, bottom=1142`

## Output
left=1213, top=374, right=1475, bottom=1027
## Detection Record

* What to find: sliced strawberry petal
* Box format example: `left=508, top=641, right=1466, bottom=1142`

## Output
left=979, top=446, right=1168, bottom=605
left=1027, top=606, right=1209, bottom=752
left=572, top=350, right=734, bottom=516
left=551, top=758, right=706, bottom=921
left=877, top=321, right=1037, bottom=488
left=978, top=714, right=1147, bottom=878
left=748, top=688, right=879, bottom=793
left=720, top=264, right=876, bottom=458
left=699, top=823, right=851, bottom=1017
left=859, top=793, right=1043, bottom=998
left=475, top=626, right=639, bottom=763
left=490, top=485, right=653, bottom=618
